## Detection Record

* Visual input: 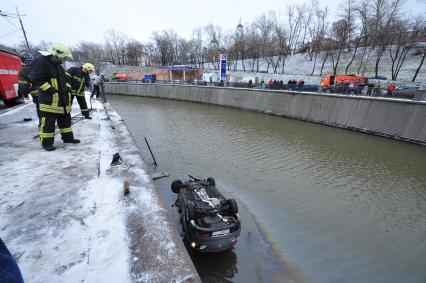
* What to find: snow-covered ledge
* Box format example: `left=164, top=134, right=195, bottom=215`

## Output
left=0, top=97, right=200, bottom=282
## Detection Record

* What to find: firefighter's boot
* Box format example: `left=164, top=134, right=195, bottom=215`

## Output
left=63, top=138, right=80, bottom=144
left=43, top=145, right=56, bottom=151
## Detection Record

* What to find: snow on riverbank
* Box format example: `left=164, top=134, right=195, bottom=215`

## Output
left=0, top=97, right=200, bottom=283
left=0, top=99, right=131, bottom=282
left=0, top=97, right=199, bottom=282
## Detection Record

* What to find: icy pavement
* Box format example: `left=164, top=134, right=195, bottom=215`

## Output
left=0, top=96, right=199, bottom=282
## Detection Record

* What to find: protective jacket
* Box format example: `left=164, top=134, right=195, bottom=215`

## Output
left=18, top=65, right=37, bottom=98
left=66, top=67, right=90, bottom=96
left=29, top=55, right=72, bottom=114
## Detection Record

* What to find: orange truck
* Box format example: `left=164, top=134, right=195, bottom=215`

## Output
left=111, top=73, right=130, bottom=81
left=320, top=74, right=367, bottom=92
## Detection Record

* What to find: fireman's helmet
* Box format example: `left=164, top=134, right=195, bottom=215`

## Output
left=20, top=51, right=34, bottom=65
left=48, top=43, right=73, bottom=60
left=82, top=63, right=95, bottom=73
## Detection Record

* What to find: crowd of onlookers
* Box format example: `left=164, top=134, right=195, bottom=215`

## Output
left=256, top=79, right=306, bottom=90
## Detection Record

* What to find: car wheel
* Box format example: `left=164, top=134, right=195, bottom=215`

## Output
left=228, top=198, right=238, bottom=215
left=3, top=98, right=18, bottom=107
left=207, top=177, right=216, bottom=186
left=171, top=180, right=183, bottom=193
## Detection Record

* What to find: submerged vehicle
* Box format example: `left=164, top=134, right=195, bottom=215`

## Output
left=171, top=176, right=241, bottom=253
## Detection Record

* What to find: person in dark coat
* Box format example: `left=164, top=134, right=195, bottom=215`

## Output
left=30, top=43, right=80, bottom=151
left=0, top=238, right=24, bottom=283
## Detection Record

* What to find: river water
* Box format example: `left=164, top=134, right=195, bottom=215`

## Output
left=109, top=94, right=426, bottom=283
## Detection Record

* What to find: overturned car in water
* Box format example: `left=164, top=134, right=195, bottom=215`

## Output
left=171, top=176, right=241, bottom=253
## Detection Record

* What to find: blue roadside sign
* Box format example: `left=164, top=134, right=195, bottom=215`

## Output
left=220, top=54, right=227, bottom=81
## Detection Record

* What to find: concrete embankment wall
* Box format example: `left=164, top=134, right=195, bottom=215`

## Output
left=106, top=83, right=426, bottom=146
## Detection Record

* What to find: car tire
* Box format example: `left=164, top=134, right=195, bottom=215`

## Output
left=228, top=198, right=238, bottom=215
left=207, top=177, right=215, bottom=186
left=3, top=98, right=18, bottom=107
left=171, top=180, right=183, bottom=193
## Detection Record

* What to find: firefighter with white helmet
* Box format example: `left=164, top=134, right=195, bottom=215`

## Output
left=66, top=62, right=95, bottom=119
left=29, top=43, right=80, bottom=151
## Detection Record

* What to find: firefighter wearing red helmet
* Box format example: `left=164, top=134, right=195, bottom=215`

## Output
left=66, top=63, right=95, bottom=119
left=29, top=43, right=80, bottom=151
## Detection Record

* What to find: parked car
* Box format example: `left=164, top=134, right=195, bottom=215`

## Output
left=171, top=176, right=241, bottom=253
left=368, top=75, right=387, bottom=80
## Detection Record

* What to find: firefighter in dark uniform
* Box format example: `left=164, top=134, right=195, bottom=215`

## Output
left=66, top=63, right=95, bottom=119
left=18, top=51, right=41, bottom=125
left=29, top=43, right=80, bottom=151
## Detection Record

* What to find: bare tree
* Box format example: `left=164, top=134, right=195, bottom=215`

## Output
left=16, top=40, right=42, bottom=56
left=274, top=21, right=289, bottom=74
left=126, top=39, right=144, bottom=66
left=189, top=27, right=204, bottom=68
left=354, top=0, right=374, bottom=75
left=104, top=29, right=127, bottom=65
left=286, top=5, right=304, bottom=54
left=255, top=13, right=276, bottom=73
left=330, top=0, right=355, bottom=75
left=73, top=41, right=106, bottom=71
left=412, top=17, right=426, bottom=82
left=345, top=0, right=368, bottom=74
left=142, top=43, right=157, bottom=66
left=319, top=38, right=333, bottom=76
left=308, top=5, right=329, bottom=75
left=245, top=23, right=262, bottom=72
left=369, top=0, right=403, bottom=77
left=151, top=30, right=179, bottom=66
left=388, top=18, right=417, bottom=80
left=204, top=24, right=223, bottom=70
left=233, top=23, right=247, bottom=71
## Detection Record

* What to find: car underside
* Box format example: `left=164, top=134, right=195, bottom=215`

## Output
left=172, top=176, right=241, bottom=253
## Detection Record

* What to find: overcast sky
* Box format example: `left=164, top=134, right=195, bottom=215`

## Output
left=1, top=0, right=425, bottom=49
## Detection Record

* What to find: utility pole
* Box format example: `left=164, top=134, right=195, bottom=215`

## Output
left=15, top=7, right=30, bottom=50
